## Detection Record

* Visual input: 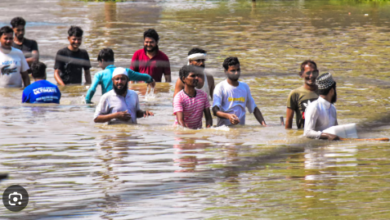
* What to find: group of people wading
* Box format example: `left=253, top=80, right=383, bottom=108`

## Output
left=0, top=17, right=340, bottom=140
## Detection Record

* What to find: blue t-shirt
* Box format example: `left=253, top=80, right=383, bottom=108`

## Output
left=22, top=80, right=61, bottom=104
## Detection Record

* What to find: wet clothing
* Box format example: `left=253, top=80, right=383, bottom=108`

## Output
left=22, top=80, right=61, bottom=103
left=0, top=47, right=29, bottom=88
left=173, top=90, right=210, bottom=129
left=130, top=49, right=171, bottom=82
left=287, top=86, right=319, bottom=129
left=12, top=38, right=38, bottom=60
left=85, top=65, right=153, bottom=103
left=304, top=97, right=337, bottom=139
left=213, top=80, right=256, bottom=126
left=197, top=70, right=210, bottom=101
left=54, top=47, right=91, bottom=84
left=94, top=89, right=140, bottom=124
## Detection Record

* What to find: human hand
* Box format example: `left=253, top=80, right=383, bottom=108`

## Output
left=116, top=110, right=132, bottom=121
left=228, top=114, right=240, bottom=125
left=143, top=111, right=154, bottom=117
left=261, top=121, right=267, bottom=127
left=147, top=80, right=156, bottom=88
left=324, top=133, right=340, bottom=141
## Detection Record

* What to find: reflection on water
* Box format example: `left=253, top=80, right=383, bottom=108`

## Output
left=1, top=0, right=390, bottom=219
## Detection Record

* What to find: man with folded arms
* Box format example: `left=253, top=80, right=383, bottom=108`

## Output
left=304, top=73, right=339, bottom=140
left=94, top=67, right=153, bottom=124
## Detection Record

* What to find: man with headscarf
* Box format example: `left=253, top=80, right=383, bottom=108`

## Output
left=304, top=73, right=339, bottom=140
left=94, top=67, right=154, bottom=124
left=173, top=48, right=215, bottom=101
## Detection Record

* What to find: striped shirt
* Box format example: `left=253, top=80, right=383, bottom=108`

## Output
left=173, top=90, right=211, bottom=129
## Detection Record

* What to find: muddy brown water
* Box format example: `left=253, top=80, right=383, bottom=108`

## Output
left=1, top=0, right=390, bottom=219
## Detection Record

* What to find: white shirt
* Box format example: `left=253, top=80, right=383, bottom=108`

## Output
left=212, top=80, right=257, bottom=126
left=0, top=47, right=29, bottom=88
left=94, top=89, right=140, bottom=124
left=196, top=69, right=210, bottom=101
left=304, top=96, right=337, bottom=139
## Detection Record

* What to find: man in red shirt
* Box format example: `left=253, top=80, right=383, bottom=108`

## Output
left=130, top=29, right=171, bottom=82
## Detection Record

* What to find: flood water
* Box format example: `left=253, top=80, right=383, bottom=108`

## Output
left=1, top=0, right=390, bottom=219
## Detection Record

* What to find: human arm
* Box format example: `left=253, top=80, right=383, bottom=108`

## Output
left=304, top=105, right=339, bottom=140
left=207, top=74, right=215, bottom=100
left=127, top=68, right=154, bottom=84
left=130, top=52, right=139, bottom=72
left=136, top=110, right=154, bottom=118
left=85, top=72, right=101, bottom=103
left=173, top=79, right=184, bottom=99
left=21, top=71, right=30, bottom=87
left=54, top=69, right=65, bottom=86
left=164, top=57, right=171, bottom=82
left=165, top=74, right=171, bottom=83
left=26, top=50, right=39, bottom=65
left=84, top=69, right=91, bottom=85
left=94, top=111, right=132, bottom=123
left=285, top=107, right=294, bottom=129
left=212, top=106, right=240, bottom=125
left=176, top=111, right=185, bottom=127
left=254, top=107, right=266, bottom=126
left=204, top=108, right=213, bottom=128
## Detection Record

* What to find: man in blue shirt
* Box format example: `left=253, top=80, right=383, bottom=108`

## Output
left=85, top=48, right=155, bottom=104
left=22, top=62, right=61, bottom=103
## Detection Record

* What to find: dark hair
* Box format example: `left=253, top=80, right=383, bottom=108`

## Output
left=68, top=26, right=83, bottom=37
left=300, top=60, right=317, bottom=75
left=179, top=65, right=202, bottom=83
left=222, top=57, right=240, bottom=71
left=31, top=62, right=47, bottom=79
left=143, top=29, right=159, bottom=42
left=10, top=17, right=26, bottom=28
left=319, top=82, right=336, bottom=96
left=188, top=48, right=206, bottom=56
left=97, top=48, right=114, bottom=62
left=0, top=26, right=13, bottom=37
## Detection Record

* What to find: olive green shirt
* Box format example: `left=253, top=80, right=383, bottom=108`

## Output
left=287, top=86, right=319, bottom=129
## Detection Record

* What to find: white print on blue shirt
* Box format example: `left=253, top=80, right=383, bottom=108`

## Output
left=33, top=87, right=57, bottom=95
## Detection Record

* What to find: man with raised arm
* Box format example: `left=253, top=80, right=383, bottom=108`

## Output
left=212, top=57, right=266, bottom=127
left=130, top=29, right=171, bottom=83
left=285, top=60, right=319, bottom=129
left=10, top=17, right=39, bottom=66
left=85, top=48, right=155, bottom=104
left=0, top=26, right=30, bottom=88
left=304, top=73, right=339, bottom=140
left=94, top=67, right=153, bottom=124
left=54, top=26, right=91, bottom=86
left=173, top=48, right=215, bottom=101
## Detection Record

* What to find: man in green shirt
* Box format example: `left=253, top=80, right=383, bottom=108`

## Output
left=285, top=60, right=319, bottom=129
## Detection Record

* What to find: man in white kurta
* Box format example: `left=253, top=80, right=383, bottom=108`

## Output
left=304, top=73, right=339, bottom=140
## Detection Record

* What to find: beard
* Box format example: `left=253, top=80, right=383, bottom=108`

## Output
left=16, top=34, right=24, bottom=41
left=144, top=45, right=158, bottom=53
left=114, top=82, right=128, bottom=96
left=331, top=90, right=337, bottom=104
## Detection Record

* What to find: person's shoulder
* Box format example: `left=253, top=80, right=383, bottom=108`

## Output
left=157, top=50, right=169, bottom=59
left=102, top=89, right=115, bottom=99
left=11, top=47, right=24, bottom=56
left=128, top=89, right=138, bottom=96
left=56, top=47, right=68, bottom=54
left=134, top=49, right=144, bottom=55
left=239, top=81, right=251, bottom=90
left=197, top=89, right=207, bottom=96
left=79, top=48, right=89, bottom=55
left=24, top=38, right=37, bottom=45
left=215, top=79, right=226, bottom=87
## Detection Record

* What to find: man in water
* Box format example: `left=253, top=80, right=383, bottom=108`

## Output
left=173, top=48, right=215, bottom=101
left=54, top=26, right=91, bottom=86
left=0, top=26, right=30, bottom=88
left=130, top=29, right=171, bottom=82
left=94, top=67, right=154, bottom=124
left=22, top=62, right=61, bottom=104
left=173, top=65, right=212, bottom=129
left=285, top=60, right=319, bottom=129
left=304, top=73, right=339, bottom=140
left=212, top=57, right=266, bottom=126
left=85, top=48, right=155, bottom=104
left=10, top=17, right=39, bottom=66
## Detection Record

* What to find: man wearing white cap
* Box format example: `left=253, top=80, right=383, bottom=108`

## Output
left=304, top=73, right=339, bottom=140
left=94, top=67, right=154, bottom=124
left=173, top=48, right=215, bottom=101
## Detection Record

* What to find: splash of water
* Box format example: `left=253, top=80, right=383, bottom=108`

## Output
left=145, top=86, right=156, bottom=101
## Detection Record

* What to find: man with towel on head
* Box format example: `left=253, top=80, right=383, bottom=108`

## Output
left=304, top=73, right=339, bottom=140
left=94, top=67, right=154, bottom=124
left=173, top=48, right=215, bottom=101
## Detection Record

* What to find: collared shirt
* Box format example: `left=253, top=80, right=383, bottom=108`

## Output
left=85, top=65, right=153, bottom=103
left=94, top=89, right=140, bottom=124
left=304, top=96, right=337, bottom=139
left=130, top=49, right=171, bottom=82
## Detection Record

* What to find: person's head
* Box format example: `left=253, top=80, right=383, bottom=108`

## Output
left=143, top=29, right=159, bottom=53
left=188, top=48, right=207, bottom=68
left=67, top=26, right=83, bottom=50
left=10, top=17, right=26, bottom=41
left=97, top=48, right=114, bottom=69
left=31, top=62, right=47, bottom=80
left=300, top=60, right=318, bottom=86
left=112, top=67, right=128, bottom=96
left=317, top=73, right=337, bottom=103
left=223, top=57, right=240, bottom=81
left=0, top=26, right=14, bottom=49
left=179, top=65, right=202, bottom=88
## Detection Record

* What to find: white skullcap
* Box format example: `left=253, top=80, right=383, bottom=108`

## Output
left=187, top=53, right=207, bottom=65
left=112, top=67, right=128, bottom=79
left=316, top=72, right=335, bottom=90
